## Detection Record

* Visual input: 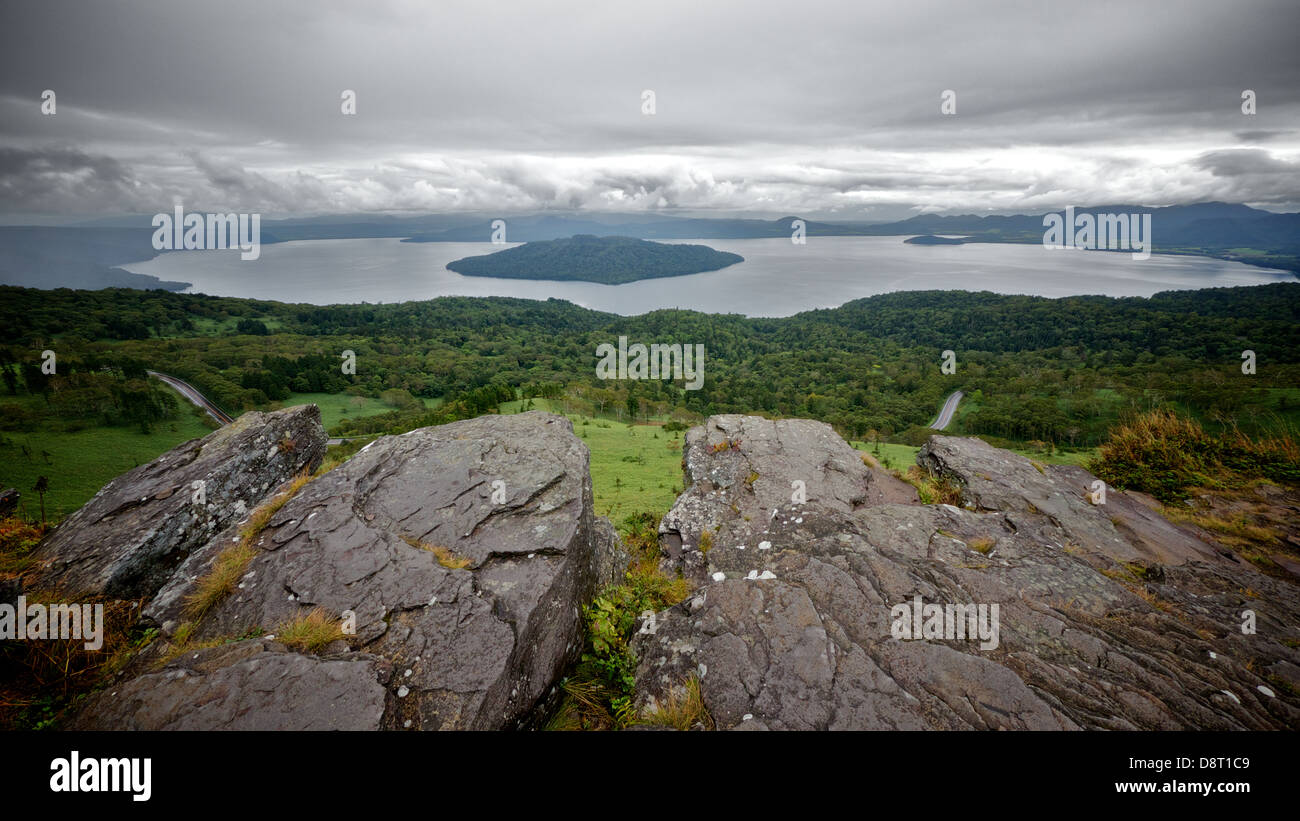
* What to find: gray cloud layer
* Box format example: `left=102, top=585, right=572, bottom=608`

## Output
left=1, top=0, right=1297, bottom=220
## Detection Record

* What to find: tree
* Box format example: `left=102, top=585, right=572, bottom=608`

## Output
left=33, top=475, right=49, bottom=525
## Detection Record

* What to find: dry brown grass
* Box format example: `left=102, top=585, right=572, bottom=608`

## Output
left=1091, top=409, right=1300, bottom=504
left=901, top=466, right=964, bottom=506
left=1165, top=507, right=1279, bottom=544
left=274, top=607, right=347, bottom=652
left=969, top=537, right=995, bottom=554
left=635, top=675, right=714, bottom=731
left=0, top=594, right=146, bottom=729
left=184, top=470, right=315, bottom=620
left=1160, top=488, right=1297, bottom=575
left=0, top=517, right=47, bottom=579
left=551, top=676, right=616, bottom=731
left=401, top=535, right=472, bottom=569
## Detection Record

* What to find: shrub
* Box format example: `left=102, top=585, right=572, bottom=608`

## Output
left=1090, top=410, right=1300, bottom=504
left=552, top=510, right=690, bottom=730
left=0, top=516, right=46, bottom=576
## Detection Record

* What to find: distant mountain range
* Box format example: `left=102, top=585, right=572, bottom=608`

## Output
left=1, top=202, right=1295, bottom=290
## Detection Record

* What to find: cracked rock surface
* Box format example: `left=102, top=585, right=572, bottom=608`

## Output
left=633, top=417, right=1300, bottom=730
left=76, top=411, right=621, bottom=731
left=29, top=405, right=326, bottom=599
left=69, top=640, right=389, bottom=731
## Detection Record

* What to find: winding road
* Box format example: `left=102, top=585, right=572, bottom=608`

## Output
left=147, top=370, right=234, bottom=425
left=148, top=370, right=350, bottom=445
left=929, top=390, right=964, bottom=431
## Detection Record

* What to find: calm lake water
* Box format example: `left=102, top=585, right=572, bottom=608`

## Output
left=120, top=236, right=1296, bottom=317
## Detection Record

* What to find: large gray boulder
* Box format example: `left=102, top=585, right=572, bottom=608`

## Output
left=657, top=414, right=885, bottom=586
left=28, top=405, right=326, bottom=599
left=86, top=412, right=620, bottom=731
left=633, top=418, right=1300, bottom=730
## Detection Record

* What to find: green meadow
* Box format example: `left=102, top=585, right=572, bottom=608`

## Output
left=274, top=391, right=414, bottom=430
left=500, top=398, right=684, bottom=521
left=0, top=388, right=216, bottom=520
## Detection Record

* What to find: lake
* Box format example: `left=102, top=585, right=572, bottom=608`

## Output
left=119, top=236, right=1297, bottom=317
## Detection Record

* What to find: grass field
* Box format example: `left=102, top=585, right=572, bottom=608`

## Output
left=0, top=393, right=215, bottom=520
left=500, top=398, right=684, bottom=522
left=273, top=392, right=416, bottom=430
left=850, top=441, right=921, bottom=470
left=1014, top=447, right=1098, bottom=466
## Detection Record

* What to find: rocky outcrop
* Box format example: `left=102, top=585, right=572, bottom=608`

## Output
left=0, top=488, right=18, bottom=518
left=28, top=406, right=326, bottom=599
left=916, top=436, right=1228, bottom=568
left=632, top=417, right=1300, bottom=730
left=68, top=640, right=390, bottom=731
left=75, top=412, right=623, bottom=731
left=39, top=407, right=1300, bottom=732
left=657, top=414, right=880, bottom=586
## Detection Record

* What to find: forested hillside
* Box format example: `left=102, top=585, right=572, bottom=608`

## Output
left=3, top=283, right=1296, bottom=452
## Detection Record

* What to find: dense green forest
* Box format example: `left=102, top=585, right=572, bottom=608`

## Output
left=446, top=235, right=744, bottom=284
left=1, top=283, right=1297, bottom=454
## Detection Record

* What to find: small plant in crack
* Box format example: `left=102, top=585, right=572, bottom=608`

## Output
left=275, top=607, right=349, bottom=653
left=402, top=535, right=472, bottom=569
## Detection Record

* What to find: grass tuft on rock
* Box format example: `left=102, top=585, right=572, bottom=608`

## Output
left=184, top=469, right=315, bottom=620
left=401, top=535, right=472, bottom=569
left=634, top=675, right=714, bottom=731
left=899, top=465, right=964, bottom=506
left=275, top=607, right=347, bottom=653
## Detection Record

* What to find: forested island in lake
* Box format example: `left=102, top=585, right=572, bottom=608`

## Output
left=445, top=234, right=744, bottom=284
left=905, top=234, right=968, bottom=245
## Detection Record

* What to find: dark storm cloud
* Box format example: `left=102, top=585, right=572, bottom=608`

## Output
left=0, top=0, right=1297, bottom=219
left=1196, top=149, right=1297, bottom=177
left=1235, top=130, right=1293, bottom=143
left=0, top=146, right=163, bottom=213
left=1190, top=149, right=1300, bottom=204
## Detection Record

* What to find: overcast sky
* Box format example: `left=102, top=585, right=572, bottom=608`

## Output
left=1, top=0, right=1297, bottom=222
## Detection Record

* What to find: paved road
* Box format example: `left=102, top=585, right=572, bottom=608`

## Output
left=148, top=370, right=234, bottom=425
left=929, top=390, right=964, bottom=431
left=148, top=370, right=351, bottom=445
